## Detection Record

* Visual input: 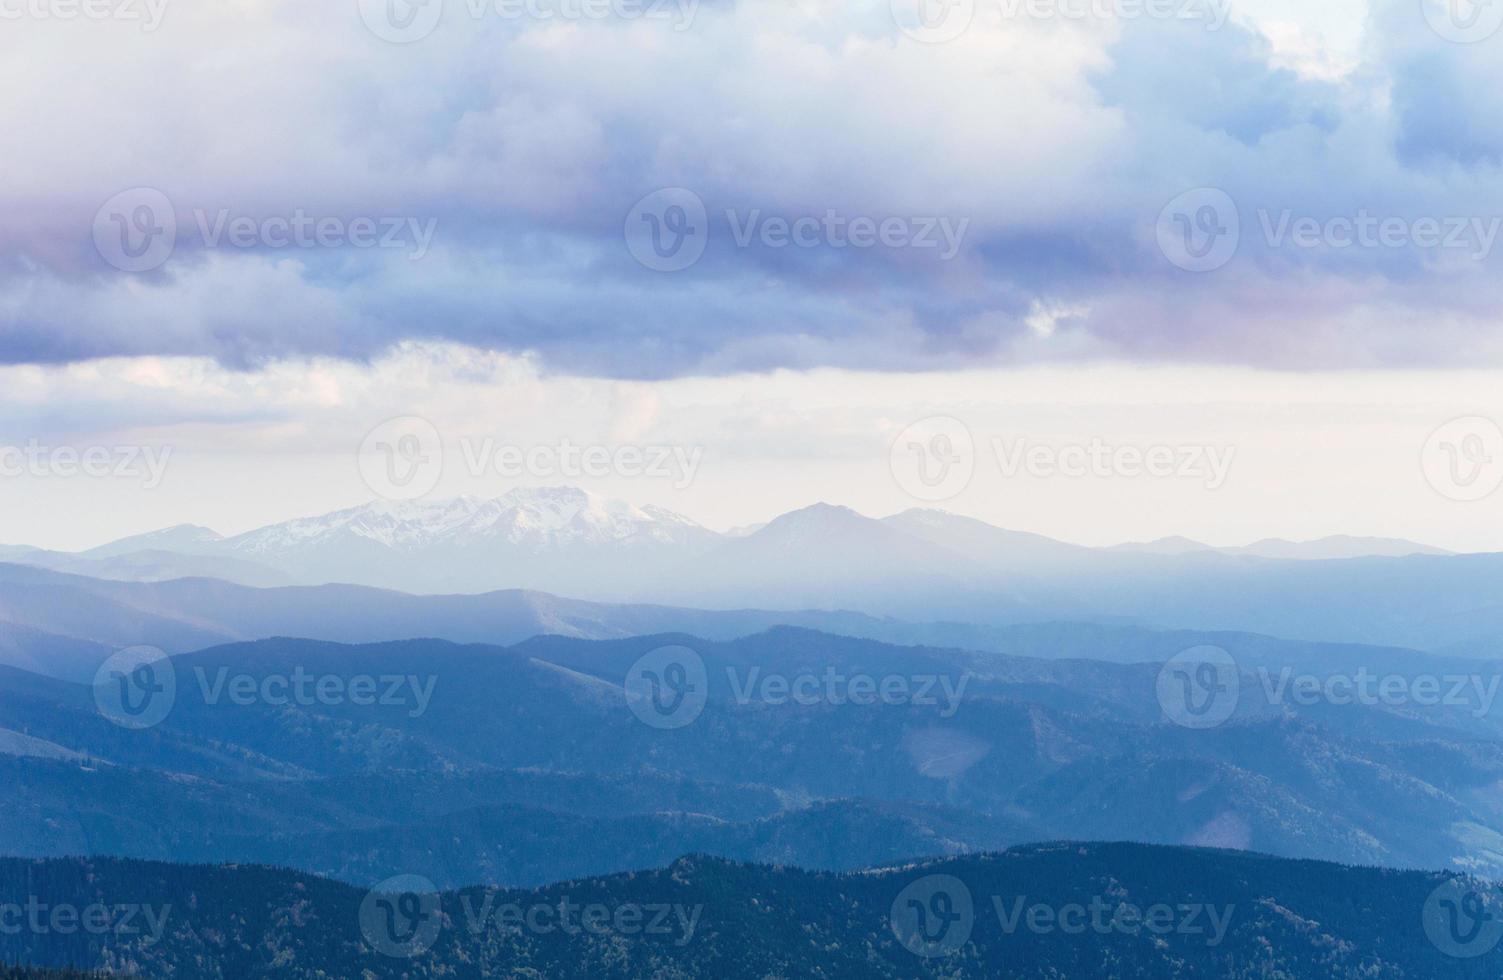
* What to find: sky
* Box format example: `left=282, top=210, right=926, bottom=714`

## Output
left=2, top=0, right=1503, bottom=551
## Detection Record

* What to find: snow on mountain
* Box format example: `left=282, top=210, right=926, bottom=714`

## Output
left=224, top=487, right=713, bottom=557
left=52, top=493, right=1467, bottom=606
left=154, top=487, right=721, bottom=596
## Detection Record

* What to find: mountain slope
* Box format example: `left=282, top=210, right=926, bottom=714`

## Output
left=82, top=524, right=226, bottom=558
left=6, top=629, right=1503, bottom=883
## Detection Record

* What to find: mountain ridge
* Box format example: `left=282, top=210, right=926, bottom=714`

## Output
left=1, top=843, right=1495, bottom=978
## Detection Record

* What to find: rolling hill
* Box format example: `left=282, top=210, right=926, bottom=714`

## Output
left=1, top=844, right=1497, bottom=978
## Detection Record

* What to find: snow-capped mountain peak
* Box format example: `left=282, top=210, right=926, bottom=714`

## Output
left=224, top=487, right=712, bottom=555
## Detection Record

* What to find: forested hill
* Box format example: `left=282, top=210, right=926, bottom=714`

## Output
left=2, top=841, right=1500, bottom=978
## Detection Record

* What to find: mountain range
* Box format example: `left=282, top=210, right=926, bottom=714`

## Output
left=6, top=627, right=1503, bottom=886
left=0, top=560, right=1494, bottom=685
left=1, top=487, right=1499, bottom=655
left=2, top=486, right=1456, bottom=590
left=2, top=493, right=1501, bottom=977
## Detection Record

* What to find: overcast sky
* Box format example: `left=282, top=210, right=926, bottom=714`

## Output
left=3, top=0, right=1502, bottom=550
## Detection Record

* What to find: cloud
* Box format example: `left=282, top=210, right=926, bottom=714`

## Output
left=1, top=0, right=1502, bottom=377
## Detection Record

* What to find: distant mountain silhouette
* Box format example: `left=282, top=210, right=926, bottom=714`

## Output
left=3, top=490, right=1491, bottom=653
